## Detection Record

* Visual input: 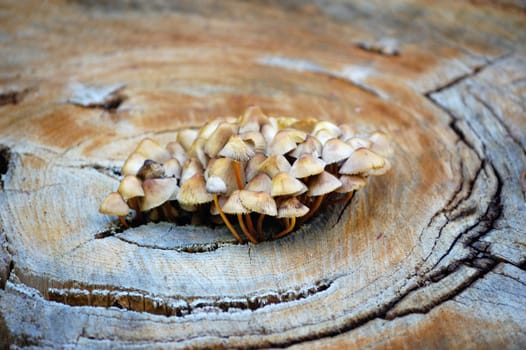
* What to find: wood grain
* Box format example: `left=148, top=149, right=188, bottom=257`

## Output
left=0, top=0, right=524, bottom=348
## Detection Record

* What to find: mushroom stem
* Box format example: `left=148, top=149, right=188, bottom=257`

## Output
left=246, top=214, right=256, bottom=238
left=274, top=216, right=296, bottom=239
left=257, top=213, right=265, bottom=239
left=118, top=216, right=128, bottom=228
left=300, top=194, right=325, bottom=223
left=237, top=213, right=258, bottom=244
left=233, top=161, right=244, bottom=189
left=213, top=194, right=244, bottom=244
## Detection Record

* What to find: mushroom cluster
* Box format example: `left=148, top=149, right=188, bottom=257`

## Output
left=99, top=106, right=392, bottom=243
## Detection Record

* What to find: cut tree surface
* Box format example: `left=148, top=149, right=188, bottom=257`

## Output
left=0, top=0, right=525, bottom=348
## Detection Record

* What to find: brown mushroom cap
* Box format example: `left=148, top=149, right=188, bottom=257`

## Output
left=140, top=178, right=179, bottom=211
left=337, top=175, right=367, bottom=193
left=99, top=192, right=130, bottom=216
left=271, top=172, right=308, bottom=197
left=137, top=159, right=165, bottom=180
left=218, top=135, right=255, bottom=161
left=277, top=197, right=309, bottom=218
left=322, top=138, right=354, bottom=165
left=239, top=190, right=277, bottom=216
left=339, top=148, right=387, bottom=175
left=221, top=190, right=250, bottom=214
left=307, top=171, right=342, bottom=196
left=118, top=175, right=144, bottom=200
left=257, top=154, right=291, bottom=178
left=290, top=154, right=326, bottom=178
left=176, top=174, right=213, bottom=206
left=134, top=138, right=171, bottom=162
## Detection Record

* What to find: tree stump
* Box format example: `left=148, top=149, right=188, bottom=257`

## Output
left=1, top=1, right=525, bottom=348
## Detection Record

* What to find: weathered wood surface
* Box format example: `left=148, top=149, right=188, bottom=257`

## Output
left=0, top=0, right=525, bottom=348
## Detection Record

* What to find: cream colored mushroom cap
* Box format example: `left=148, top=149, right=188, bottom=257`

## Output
left=307, top=171, right=342, bottom=196
left=257, top=154, right=291, bottom=178
left=245, top=173, right=272, bottom=193
left=140, top=178, right=179, bottom=211
left=290, top=154, right=325, bottom=178
left=277, top=197, right=309, bottom=218
left=122, top=152, right=146, bottom=176
left=164, top=158, right=182, bottom=178
left=337, top=175, right=367, bottom=193
left=204, top=122, right=239, bottom=158
left=339, top=148, right=387, bottom=175
left=221, top=190, right=250, bottom=214
left=322, top=138, right=354, bottom=164
left=271, top=172, right=308, bottom=197
left=118, top=175, right=144, bottom=200
left=135, top=138, right=171, bottom=162
left=176, top=174, right=213, bottom=205
left=218, top=135, right=255, bottom=161
left=239, top=190, right=277, bottom=216
left=99, top=192, right=130, bottom=216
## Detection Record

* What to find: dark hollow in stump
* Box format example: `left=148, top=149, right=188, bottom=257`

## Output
left=0, top=1, right=525, bottom=348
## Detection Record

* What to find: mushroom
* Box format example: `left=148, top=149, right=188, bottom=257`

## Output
left=187, top=137, right=209, bottom=168
left=218, top=135, right=254, bottom=188
left=137, top=159, right=165, bottom=180
left=302, top=171, right=342, bottom=222
left=245, top=173, right=272, bottom=193
left=177, top=128, right=199, bottom=151
left=289, top=135, right=323, bottom=158
left=163, top=158, right=182, bottom=178
left=274, top=197, right=309, bottom=239
left=204, top=122, right=239, bottom=158
left=239, top=189, right=277, bottom=238
left=239, top=105, right=268, bottom=133
left=339, top=147, right=387, bottom=175
left=122, top=152, right=146, bottom=176
left=140, top=177, right=179, bottom=212
left=267, top=129, right=307, bottom=155
left=257, top=154, right=291, bottom=178
left=245, top=152, right=267, bottom=182
left=322, top=138, right=354, bottom=165
left=176, top=174, right=213, bottom=207
left=290, top=154, right=325, bottom=179
left=241, top=131, right=266, bottom=153
left=221, top=190, right=256, bottom=243
left=271, top=172, right=308, bottom=197
left=314, top=128, right=337, bottom=145
left=166, top=141, right=187, bottom=166
left=180, top=158, right=204, bottom=183
left=333, top=174, right=367, bottom=204
left=118, top=175, right=144, bottom=200
left=99, top=192, right=130, bottom=227
left=134, top=138, right=171, bottom=162
left=312, top=120, right=341, bottom=137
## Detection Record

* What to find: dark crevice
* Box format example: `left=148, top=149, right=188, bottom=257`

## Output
left=114, top=234, right=237, bottom=253
left=0, top=145, right=11, bottom=188
left=45, top=279, right=334, bottom=316
left=0, top=88, right=31, bottom=106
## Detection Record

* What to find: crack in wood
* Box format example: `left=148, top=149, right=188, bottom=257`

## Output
left=0, top=88, right=31, bottom=106
left=45, top=279, right=334, bottom=316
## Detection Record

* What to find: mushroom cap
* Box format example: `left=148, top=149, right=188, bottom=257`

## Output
left=166, top=141, right=187, bottom=166
left=204, top=122, right=239, bottom=158
left=137, top=159, right=165, bottom=180
left=134, top=138, right=171, bottom=162
left=277, top=197, right=309, bottom=218
left=245, top=173, right=272, bottom=193
left=290, top=117, right=319, bottom=133
left=271, top=172, right=308, bottom=197
left=307, top=171, right=342, bottom=196
left=267, top=129, right=307, bottom=155
left=339, top=123, right=358, bottom=141
left=241, top=131, right=266, bottom=153
left=337, top=175, right=367, bottom=193
left=290, top=154, right=326, bottom=178
left=289, top=135, right=323, bottom=158
left=205, top=157, right=238, bottom=195
left=122, top=152, right=147, bottom=176
left=339, top=148, right=387, bottom=175
left=221, top=190, right=250, bottom=214
left=369, top=131, right=393, bottom=157
left=314, top=128, right=337, bottom=145
left=346, top=137, right=372, bottom=151
left=140, top=178, right=179, bottom=211
left=239, top=190, right=277, bottom=216
left=257, top=154, right=291, bottom=178
left=181, top=158, right=204, bottom=183
left=164, top=158, right=182, bottom=178
left=177, top=128, right=199, bottom=151
left=239, top=105, right=268, bottom=133
left=99, top=192, right=130, bottom=216
left=322, top=138, right=354, bottom=165
left=176, top=174, right=213, bottom=205
left=187, top=137, right=209, bottom=168
left=218, top=135, right=255, bottom=161
left=118, top=175, right=144, bottom=200
left=261, top=121, right=278, bottom=145
left=245, top=152, right=267, bottom=182
left=198, top=118, right=222, bottom=139
left=312, top=120, right=341, bottom=137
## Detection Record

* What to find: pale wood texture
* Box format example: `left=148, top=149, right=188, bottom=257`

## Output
left=1, top=0, right=525, bottom=348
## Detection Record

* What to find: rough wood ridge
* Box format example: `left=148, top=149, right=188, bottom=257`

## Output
left=0, top=0, right=525, bottom=348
